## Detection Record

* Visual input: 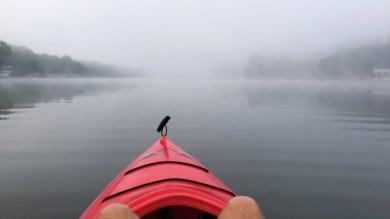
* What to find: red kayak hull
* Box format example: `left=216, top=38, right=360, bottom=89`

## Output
left=80, top=136, right=235, bottom=218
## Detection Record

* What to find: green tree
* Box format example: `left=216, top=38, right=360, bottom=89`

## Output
left=0, top=41, right=12, bottom=66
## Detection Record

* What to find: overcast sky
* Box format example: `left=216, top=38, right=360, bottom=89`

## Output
left=1, top=0, right=390, bottom=77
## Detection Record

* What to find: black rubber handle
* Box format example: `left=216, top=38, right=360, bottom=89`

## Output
left=157, top=116, right=171, bottom=132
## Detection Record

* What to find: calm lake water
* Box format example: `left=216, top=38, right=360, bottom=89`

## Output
left=1, top=78, right=390, bottom=219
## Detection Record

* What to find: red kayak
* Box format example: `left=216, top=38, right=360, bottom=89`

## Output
left=80, top=117, right=235, bottom=218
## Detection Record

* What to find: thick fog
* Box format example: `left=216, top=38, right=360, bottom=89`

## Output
left=1, top=0, right=390, bottom=77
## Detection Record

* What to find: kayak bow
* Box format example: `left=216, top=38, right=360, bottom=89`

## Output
left=80, top=118, right=235, bottom=219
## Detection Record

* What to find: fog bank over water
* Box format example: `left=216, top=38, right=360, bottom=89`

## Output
left=1, top=1, right=390, bottom=77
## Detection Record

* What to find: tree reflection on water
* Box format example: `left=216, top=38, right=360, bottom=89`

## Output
left=244, top=81, right=390, bottom=118
left=0, top=79, right=130, bottom=120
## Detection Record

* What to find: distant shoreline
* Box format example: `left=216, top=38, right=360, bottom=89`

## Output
left=0, top=41, right=143, bottom=78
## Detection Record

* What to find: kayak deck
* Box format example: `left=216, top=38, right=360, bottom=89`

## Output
left=80, top=136, right=235, bottom=218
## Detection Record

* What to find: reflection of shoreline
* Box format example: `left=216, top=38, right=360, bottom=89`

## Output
left=0, top=79, right=135, bottom=121
left=0, top=105, right=35, bottom=120
left=372, top=82, right=390, bottom=96
left=243, top=81, right=390, bottom=117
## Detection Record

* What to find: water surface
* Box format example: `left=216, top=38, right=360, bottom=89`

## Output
left=1, top=78, right=389, bottom=219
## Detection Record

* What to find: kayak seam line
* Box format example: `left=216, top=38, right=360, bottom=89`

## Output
left=124, top=161, right=209, bottom=175
left=139, top=149, right=195, bottom=161
left=101, top=178, right=235, bottom=203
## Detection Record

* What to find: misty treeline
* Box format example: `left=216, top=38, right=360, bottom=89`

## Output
left=244, top=40, right=390, bottom=79
left=318, top=41, right=390, bottom=78
left=0, top=40, right=140, bottom=77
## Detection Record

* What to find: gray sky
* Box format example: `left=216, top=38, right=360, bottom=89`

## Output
left=1, top=0, right=390, bottom=77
